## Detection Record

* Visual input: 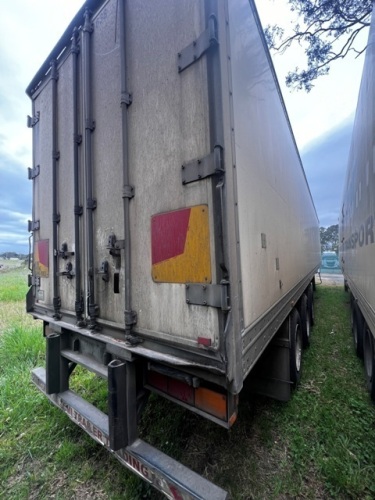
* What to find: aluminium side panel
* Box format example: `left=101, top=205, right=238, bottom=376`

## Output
left=227, top=0, right=320, bottom=373
left=214, top=0, right=244, bottom=393
left=340, top=14, right=375, bottom=335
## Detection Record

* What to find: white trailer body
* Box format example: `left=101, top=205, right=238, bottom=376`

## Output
left=340, top=10, right=375, bottom=402
left=27, top=0, right=320, bottom=496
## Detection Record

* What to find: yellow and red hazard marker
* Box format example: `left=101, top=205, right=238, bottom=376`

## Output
left=34, top=239, right=49, bottom=278
left=151, top=205, right=212, bottom=284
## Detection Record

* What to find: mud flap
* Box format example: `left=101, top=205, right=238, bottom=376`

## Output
left=246, top=319, right=292, bottom=402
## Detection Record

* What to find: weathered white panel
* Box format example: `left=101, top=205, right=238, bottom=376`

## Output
left=56, top=54, right=77, bottom=313
left=228, top=0, right=320, bottom=329
left=34, top=83, right=54, bottom=306
left=126, top=0, right=219, bottom=347
left=90, top=0, right=124, bottom=324
left=340, top=14, right=375, bottom=331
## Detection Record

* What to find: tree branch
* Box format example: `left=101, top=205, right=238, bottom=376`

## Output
left=265, top=0, right=372, bottom=91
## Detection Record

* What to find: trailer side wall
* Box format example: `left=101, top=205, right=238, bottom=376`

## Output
left=340, top=14, right=375, bottom=339
left=227, top=0, right=320, bottom=377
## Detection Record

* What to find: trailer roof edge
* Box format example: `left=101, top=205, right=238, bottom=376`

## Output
left=25, top=0, right=104, bottom=98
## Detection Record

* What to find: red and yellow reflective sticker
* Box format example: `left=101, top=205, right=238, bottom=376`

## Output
left=151, top=205, right=211, bottom=283
left=34, top=239, right=49, bottom=278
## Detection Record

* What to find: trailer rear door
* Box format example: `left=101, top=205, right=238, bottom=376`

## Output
left=29, top=0, right=225, bottom=353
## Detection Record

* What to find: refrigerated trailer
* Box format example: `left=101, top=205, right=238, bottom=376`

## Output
left=340, top=8, right=375, bottom=403
left=26, top=0, right=320, bottom=496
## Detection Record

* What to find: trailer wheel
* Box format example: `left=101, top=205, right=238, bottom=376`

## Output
left=299, top=294, right=311, bottom=348
left=363, top=326, right=375, bottom=402
left=307, top=283, right=315, bottom=327
left=290, top=308, right=302, bottom=385
left=352, top=302, right=364, bottom=359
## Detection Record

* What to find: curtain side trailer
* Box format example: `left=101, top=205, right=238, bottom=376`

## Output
left=340, top=9, right=375, bottom=403
left=26, top=0, right=320, bottom=496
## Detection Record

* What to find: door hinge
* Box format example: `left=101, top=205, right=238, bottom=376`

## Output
left=28, top=165, right=40, bottom=180
left=182, top=146, right=223, bottom=185
left=178, top=15, right=218, bottom=73
left=28, top=220, right=40, bottom=232
left=87, top=198, right=97, bottom=210
left=57, top=262, right=75, bottom=280
left=121, top=91, right=132, bottom=106
left=97, top=260, right=109, bottom=282
left=27, top=112, right=40, bottom=128
left=28, top=275, right=41, bottom=287
left=107, top=233, right=125, bottom=257
left=122, top=185, right=135, bottom=199
left=85, top=119, right=96, bottom=131
left=125, top=310, right=137, bottom=327
left=56, top=242, right=75, bottom=259
left=185, top=280, right=230, bottom=311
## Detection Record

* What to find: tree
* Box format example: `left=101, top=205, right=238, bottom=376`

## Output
left=264, top=0, right=372, bottom=92
left=320, top=224, right=339, bottom=253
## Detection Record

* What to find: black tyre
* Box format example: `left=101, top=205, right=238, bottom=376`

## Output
left=350, top=293, right=354, bottom=328
left=290, top=308, right=303, bottom=385
left=299, top=294, right=311, bottom=348
left=363, top=326, right=375, bottom=403
left=352, top=302, right=364, bottom=359
left=307, top=283, right=315, bottom=327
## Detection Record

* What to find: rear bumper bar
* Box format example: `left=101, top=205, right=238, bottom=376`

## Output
left=32, top=367, right=228, bottom=500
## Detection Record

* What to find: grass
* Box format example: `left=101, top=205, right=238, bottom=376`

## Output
left=1, top=263, right=375, bottom=498
left=257, top=285, right=375, bottom=499
left=0, top=259, right=29, bottom=301
left=225, top=284, right=375, bottom=498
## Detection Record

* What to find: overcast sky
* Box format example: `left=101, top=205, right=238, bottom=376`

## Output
left=0, top=0, right=369, bottom=253
left=256, top=1, right=368, bottom=227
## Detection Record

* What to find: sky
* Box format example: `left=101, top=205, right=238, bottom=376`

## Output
left=0, top=0, right=369, bottom=254
left=255, top=1, right=369, bottom=227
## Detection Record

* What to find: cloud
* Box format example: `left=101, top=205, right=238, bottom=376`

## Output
left=301, top=117, right=354, bottom=228
left=0, top=1, right=86, bottom=256
left=0, top=152, right=31, bottom=254
left=0, top=115, right=355, bottom=254
left=0, top=0, right=363, bottom=252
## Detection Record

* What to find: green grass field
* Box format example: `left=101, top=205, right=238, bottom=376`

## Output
left=1, top=261, right=374, bottom=499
